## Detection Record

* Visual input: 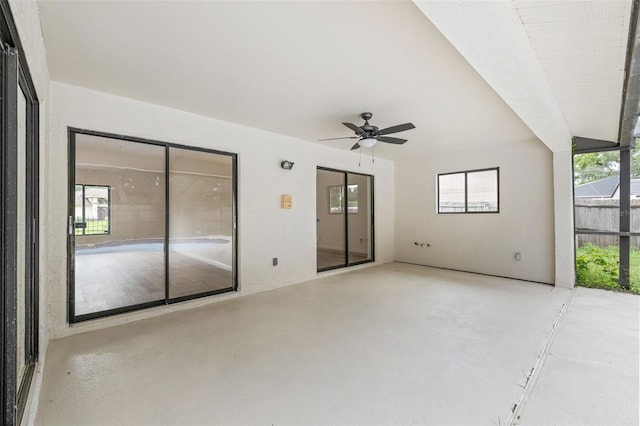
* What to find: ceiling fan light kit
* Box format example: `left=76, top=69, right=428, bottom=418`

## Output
left=359, top=138, right=377, bottom=148
left=319, top=112, right=416, bottom=151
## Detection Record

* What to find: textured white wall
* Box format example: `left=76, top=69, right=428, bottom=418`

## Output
left=395, top=139, right=555, bottom=284
left=553, top=149, right=576, bottom=288
left=48, top=81, right=395, bottom=338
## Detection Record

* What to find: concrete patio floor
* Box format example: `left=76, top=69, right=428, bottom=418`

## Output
left=33, top=263, right=639, bottom=425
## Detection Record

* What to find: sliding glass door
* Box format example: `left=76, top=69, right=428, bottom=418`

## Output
left=316, top=167, right=374, bottom=272
left=168, top=148, right=234, bottom=300
left=1, top=4, right=40, bottom=422
left=69, top=130, right=237, bottom=322
left=71, top=135, right=166, bottom=319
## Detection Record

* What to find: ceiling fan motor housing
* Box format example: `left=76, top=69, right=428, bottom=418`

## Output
left=360, top=112, right=378, bottom=135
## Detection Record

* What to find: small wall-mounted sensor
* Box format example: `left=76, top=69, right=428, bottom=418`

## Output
left=281, top=160, right=294, bottom=170
left=515, top=252, right=522, bottom=261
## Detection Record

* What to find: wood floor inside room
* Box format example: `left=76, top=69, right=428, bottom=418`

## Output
left=36, top=263, right=639, bottom=425
left=316, top=248, right=369, bottom=270
left=74, top=246, right=232, bottom=316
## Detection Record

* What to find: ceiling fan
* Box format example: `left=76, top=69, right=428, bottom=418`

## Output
left=319, top=112, right=415, bottom=150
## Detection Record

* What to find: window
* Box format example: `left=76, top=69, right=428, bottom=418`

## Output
left=438, top=168, right=499, bottom=214
left=329, top=184, right=358, bottom=214
left=347, top=184, right=358, bottom=213
left=329, top=185, right=343, bottom=213
left=75, top=184, right=111, bottom=235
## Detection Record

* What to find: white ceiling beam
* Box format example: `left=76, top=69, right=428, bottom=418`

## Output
left=413, top=0, right=572, bottom=152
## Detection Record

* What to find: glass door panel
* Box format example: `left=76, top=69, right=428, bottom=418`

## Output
left=316, top=169, right=347, bottom=270
left=347, top=173, right=373, bottom=265
left=73, top=134, right=166, bottom=318
left=16, top=85, right=27, bottom=387
left=168, top=148, right=234, bottom=299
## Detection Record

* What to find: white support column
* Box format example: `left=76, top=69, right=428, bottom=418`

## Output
left=553, top=149, right=575, bottom=288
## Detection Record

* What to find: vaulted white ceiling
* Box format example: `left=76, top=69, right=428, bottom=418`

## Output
left=37, top=0, right=632, bottom=159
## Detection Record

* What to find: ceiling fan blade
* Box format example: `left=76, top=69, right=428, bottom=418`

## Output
left=343, top=122, right=366, bottom=136
left=378, top=122, right=415, bottom=135
left=317, top=136, right=359, bottom=141
left=351, top=142, right=361, bottom=150
left=377, top=136, right=407, bottom=144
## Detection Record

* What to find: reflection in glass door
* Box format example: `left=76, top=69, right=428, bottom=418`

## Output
left=68, top=130, right=238, bottom=322
left=72, top=134, right=166, bottom=319
left=316, top=167, right=374, bottom=271
left=316, top=169, right=347, bottom=270
left=16, top=81, right=27, bottom=395
left=168, top=148, right=235, bottom=300
left=347, top=173, right=373, bottom=265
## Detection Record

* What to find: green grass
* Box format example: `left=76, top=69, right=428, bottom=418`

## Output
left=576, top=244, right=640, bottom=294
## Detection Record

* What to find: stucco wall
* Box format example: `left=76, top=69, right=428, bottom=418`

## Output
left=394, top=140, right=555, bottom=284
left=48, top=81, right=396, bottom=338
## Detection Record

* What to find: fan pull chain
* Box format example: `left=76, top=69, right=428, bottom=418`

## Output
left=372, top=144, right=375, bottom=163
left=358, top=147, right=362, bottom=167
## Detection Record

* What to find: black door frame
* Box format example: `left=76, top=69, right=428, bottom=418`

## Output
left=1, top=1, right=40, bottom=424
left=316, top=166, right=375, bottom=272
left=68, top=128, right=238, bottom=323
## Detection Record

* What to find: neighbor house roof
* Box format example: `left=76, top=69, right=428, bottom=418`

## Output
left=575, top=176, right=619, bottom=198
left=575, top=176, right=640, bottom=198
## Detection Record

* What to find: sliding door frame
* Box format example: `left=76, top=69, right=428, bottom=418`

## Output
left=67, top=128, right=238, bottom=323
left=1, top=1, right=40, bottom=424
left=316, top=166, right=375, bottom=272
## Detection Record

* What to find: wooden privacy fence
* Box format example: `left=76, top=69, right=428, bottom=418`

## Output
left=574, top=198, right=640, bottom=249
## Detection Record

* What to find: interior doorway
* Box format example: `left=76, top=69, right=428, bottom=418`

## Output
left=316, top=167, right=374, bottom=272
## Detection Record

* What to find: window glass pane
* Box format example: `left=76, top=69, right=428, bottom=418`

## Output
left=347, top=174, right=372, bottom=264
left=467, top=170, right=498, bottom=212
left=317, top=169, right=346, bottom=269
left=16, top=86, right=27, bottom=386
left=74, top=135, right=166, bottom=316
left=168, top=148, right=234, bottom=299
left=83, top=185, right=110, bottom=235
left=347, top=184, right=358, bottom=214
left=74, top=185, right=84, bottom=235
left=329, top=185, right=343, bottom=214
left=438, top=173, right=465, bottom=212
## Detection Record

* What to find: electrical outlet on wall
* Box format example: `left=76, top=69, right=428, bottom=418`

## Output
left=273, top=257, right=278, bottom=266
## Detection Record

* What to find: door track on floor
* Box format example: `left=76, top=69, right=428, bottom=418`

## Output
left=507, top=289, right=576, bottom=426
